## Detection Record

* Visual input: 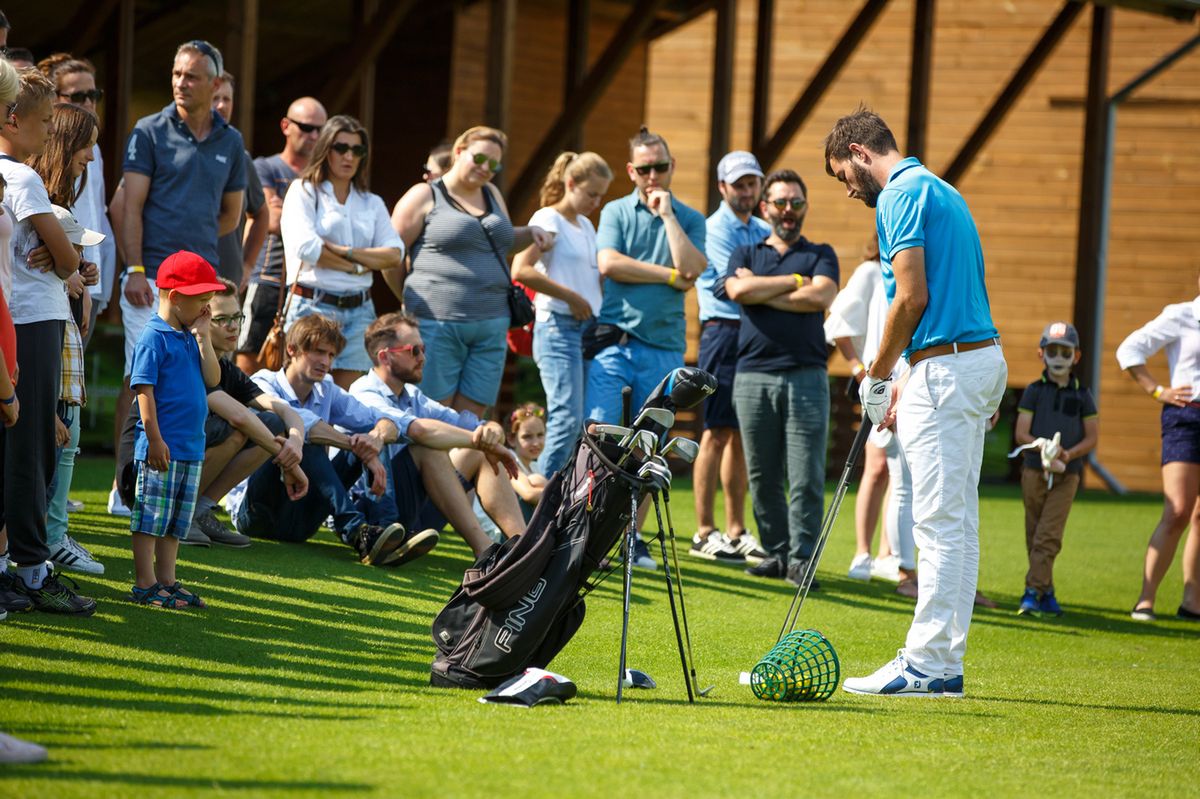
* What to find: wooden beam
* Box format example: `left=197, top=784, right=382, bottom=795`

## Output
left=320, top=0, right=419, bottom=113
left=755, top=0, right=890, bottom=171
left=225, top=0, right=260, bottom=146
left=942, top=0, right=1084, bottom=185
left=1072, top=4, right=1112, bottom=398
left=507, top=0, right=669, bottom=214
left=905, top=0, right=935, bottom=160
left=751, top=0, right=774, bottom=151
left=708, top=0, right=736, bottom=213
left=357, top=0, right=379, bottom=145
left=69, top=0, right=121, bottom=58
left=647, top=0, right=718, bottom=40
left=565, top=0, right=591, bottom=151
left=102, top=0, right=135, bottom=197
left=485, top=0, right=517, bottom=190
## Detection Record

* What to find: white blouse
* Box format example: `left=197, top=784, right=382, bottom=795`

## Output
left=1116, top=297, right=1200, bottom=397
left=280, top=179, right=403, bottom=294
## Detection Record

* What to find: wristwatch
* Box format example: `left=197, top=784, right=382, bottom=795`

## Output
left=353, top=262, right=366, bottom=276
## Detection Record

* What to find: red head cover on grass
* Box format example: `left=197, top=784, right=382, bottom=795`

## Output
left=156, top=251, right=226, bottom=296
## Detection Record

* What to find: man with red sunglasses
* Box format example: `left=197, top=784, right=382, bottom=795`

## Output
left=345, top=311, right=527, bottom=559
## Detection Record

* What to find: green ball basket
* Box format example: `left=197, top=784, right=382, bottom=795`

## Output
left=750, top=629, right=840, bottom=702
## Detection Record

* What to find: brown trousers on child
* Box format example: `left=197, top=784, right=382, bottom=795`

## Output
left=1021, top=467, right=1081, bottom=592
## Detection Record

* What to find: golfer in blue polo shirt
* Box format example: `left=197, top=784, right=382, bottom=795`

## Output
left=825, top=109, right=1008, bottom=698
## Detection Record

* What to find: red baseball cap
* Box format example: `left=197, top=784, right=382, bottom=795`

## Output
left=156, top=251, right=226, bottom=296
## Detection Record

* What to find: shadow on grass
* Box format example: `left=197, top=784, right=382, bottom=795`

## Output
left=974, top=695, right=1200, bottom=718
left=0, top=767, right=372, bottom=792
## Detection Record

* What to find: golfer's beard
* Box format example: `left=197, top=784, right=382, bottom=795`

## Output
left=1044, top=355, right=1072, bottom=376
left=388, top=361, right=418, bottom=384
left=773, top=215, right=804, bottom=243
left=853, top=162, right=883, bottom=208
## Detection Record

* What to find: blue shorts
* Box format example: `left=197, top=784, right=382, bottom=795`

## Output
left=416, top=315, right=509, bottom=406
left=130, top=459, right=202, bottom=538
left=1161, top=404, right=1200, bottom=465
left=585, top=337, right=684, bottom=424
left=698, top=319, right=740, bottom=430
left=285, top=291, right=376, bottom=373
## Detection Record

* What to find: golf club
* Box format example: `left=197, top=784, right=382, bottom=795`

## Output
left=617, top=429, right=659, bottom=469
left=592, top=424, right=633, bottom=443
left=620, top=406, right=676, bottom=450
left=661, top=437, right=699, bottom=463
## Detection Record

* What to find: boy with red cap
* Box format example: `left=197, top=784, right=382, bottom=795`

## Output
left=128, top=250, right=224, bottom=609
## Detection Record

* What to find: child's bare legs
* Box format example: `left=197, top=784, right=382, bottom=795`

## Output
left=132, top=532, right=198, bottom=606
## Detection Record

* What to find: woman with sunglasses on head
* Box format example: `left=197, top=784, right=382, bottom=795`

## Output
left=391, top=125, right=552, bottom=418
left=279, top=114, right=403, bottom=389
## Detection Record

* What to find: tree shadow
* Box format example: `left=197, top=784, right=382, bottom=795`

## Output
left=0, top=767, right=372, bottom=792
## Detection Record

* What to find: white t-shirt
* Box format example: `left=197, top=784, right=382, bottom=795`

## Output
left=527, top=206, right=602, bottom=321
left=824, top=259, right=890, bottom=368
left=0, top=204, right=13, bottom=299
left=0, top=159, right=70, bottom=324
left=72, top=144, right=117, bottom=303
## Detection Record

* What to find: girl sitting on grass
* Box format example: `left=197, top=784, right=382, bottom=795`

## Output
left=507, top=402, right=548, bottom=518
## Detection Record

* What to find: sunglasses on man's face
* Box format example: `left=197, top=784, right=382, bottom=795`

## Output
left=381, top=344, right=424, bottom=358
left=287, top=117, right=322, bottom=135
left=469, top=151, right=502, bottom=173
left=769, top=198, right=807, bottom=211
left=633, top=162, right=671, bottom=177
left=60, top=89, right=104, bottom=105
left=330, top=142, right=368, bottom=158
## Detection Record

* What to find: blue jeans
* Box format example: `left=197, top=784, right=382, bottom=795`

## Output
left=585, top=338, right=684, bottom=425
left=46, top=404, right=80, bottom=548
left=733, top=368, right=829, bottom=566
left=235, top=444, right=364, bottom=542
left=285, top=292, right=377, bottom=373
left=533, top=313, right=592, bottom=475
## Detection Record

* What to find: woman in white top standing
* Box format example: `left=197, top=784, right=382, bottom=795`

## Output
left=281, top=114, right=403, bottom=388
left=1116, top=278, right=1200, bottom=622
left=512, top=151, right=612, bottom=476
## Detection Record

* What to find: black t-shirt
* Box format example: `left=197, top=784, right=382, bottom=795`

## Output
left=716, top=237, right=839, bottom=372
left=210, top=358, right=263, bottom=405
left=1018, top=372, right=1098, bottom=475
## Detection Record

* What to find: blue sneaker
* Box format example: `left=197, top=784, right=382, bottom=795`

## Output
left=942, top=674, right=964, bottom=698
left=843, top=652, right=945, bottom=696
left=1038, top=590, right=1063, bottom=617
left=1017, top=588, right=1040, bottom=616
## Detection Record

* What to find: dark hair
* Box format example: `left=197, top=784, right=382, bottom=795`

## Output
left=5, top=47, right=34, bottom=64
left=285, top=314, right=346, bottom=360
left=215, top=277, right=238, bottom=297
left=37, top=53, right=96, bottom=89
left=363, top=310, right=420, bottom=364
left=863, top=231, right=880, bottom=263
left=628, top=125, right=670, bottom=160
left=219, top=70, right=235, bottom=88
left=301, top=114, right=370, bottom=192
left=28, top=103, right=99, bottom=207
left=428, top=141, right=453, bottom=171
left=762, top=169, right=807, bottom=201
left=823, top=106, right=898, bottom=176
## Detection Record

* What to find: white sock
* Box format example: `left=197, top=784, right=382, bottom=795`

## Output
left=17, top=562, right=48, bottom=590
left=196, top=495, right=217, bottom=516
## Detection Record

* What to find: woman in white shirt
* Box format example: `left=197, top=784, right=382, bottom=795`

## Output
left=1115, top=280, right=1200, bottom=622
left=512, top=151, right=612, bottom=475
left=281, top=115, right=403, bottom=387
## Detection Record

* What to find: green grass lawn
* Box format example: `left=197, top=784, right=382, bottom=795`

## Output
left=2, top=458, right=1197, bottom=798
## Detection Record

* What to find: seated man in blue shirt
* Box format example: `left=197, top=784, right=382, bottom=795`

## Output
left=346, top=311, right=526, bottom=558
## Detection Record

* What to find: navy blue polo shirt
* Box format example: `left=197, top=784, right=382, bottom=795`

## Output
left=124, top=104, right=246, bottom=277
left=716, top=237, right=839, bottom=372
left=1018, top=372, right=1097, bottom=475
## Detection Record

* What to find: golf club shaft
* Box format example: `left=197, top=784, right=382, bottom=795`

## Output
left=617, top=490, right=638, bottom=703
left=652, top=493, right=695, bottom=703
left=661, top=490, right=700, bottom=694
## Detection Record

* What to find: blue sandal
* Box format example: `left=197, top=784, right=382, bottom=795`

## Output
left=163, top=582, right=206, bottom=608
left=130, top=583, right=187, bottom=609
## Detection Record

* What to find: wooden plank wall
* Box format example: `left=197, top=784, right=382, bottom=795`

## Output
left=645, top=0, right=1200, bottom=492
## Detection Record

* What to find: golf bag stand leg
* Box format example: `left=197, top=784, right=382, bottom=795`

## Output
left=778, top=415, right=873, bottom=642
left=651, top=491, right=695, bottom=702
left=617, top=486, right=639, bottom=703
left=660, top=487, right=703, bottom=696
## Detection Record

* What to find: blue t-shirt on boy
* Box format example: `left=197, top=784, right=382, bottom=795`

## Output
left=130, top=315, right=208, bottom=462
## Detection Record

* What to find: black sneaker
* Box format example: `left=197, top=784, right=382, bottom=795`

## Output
left=350, top=522, right=408, bottom=566
left=746, top=556, right=786, bottom=579
left=16, top=571, right=97, bottom=616
left=0, top=571, right=35, bottom=613
left=378, top=527, right=440, bottom=567
left=786, top=559, right=821, bottom=591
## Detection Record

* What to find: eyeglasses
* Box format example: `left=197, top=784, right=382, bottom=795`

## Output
left=381, top=344, right=424, bottom=358
left=187, top=39, right=224, bottom=76
left=59, top=89, right=104, bottom=105
left=469, top=151, right=502, bottom=173
left=769, top=198, right=807, bottom=211
left=633, top=162, right=671, bottom=176
left=211, top=313, right=245, bottom=327
left=330, top=142, right=368, bottom=158
left=287, top=117, right=323, bottom=135
left=509, top=406, right=545, bottom=424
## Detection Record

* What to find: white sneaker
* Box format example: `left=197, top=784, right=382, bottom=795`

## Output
left=870, top=554, right=901, bottom=583
left=106, top=487, right=131, bottom=517
left=48, top=536, right=106, bottom=575
left=66, top=498, right=85, bottom=513
left=843, top=651, right=945, bottom=696
left=847, top=552, right=873, bottom=581
left=689, top=531, right=744, bottom=563
left=0, top=731, right=48, bottom=763
left=724, top=531, right=767, bottom=563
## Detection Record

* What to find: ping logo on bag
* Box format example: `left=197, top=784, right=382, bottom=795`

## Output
left=494, top=578, right=547, bottom=653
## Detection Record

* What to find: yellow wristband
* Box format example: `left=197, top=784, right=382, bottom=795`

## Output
left=127, top=265, right=146, bottom=274
left=851, top=361, right=865, bottom=377
left=1153, top=385, right=1164, bottom=399
left=668, top=267, right=678, bottom=287
left=794, top=273, right=805, bottom=288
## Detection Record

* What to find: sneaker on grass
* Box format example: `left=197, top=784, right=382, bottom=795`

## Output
left=689, top=531, right=744, bottom=563
left=745, top=556, right=785, bottom=580
left=66, top=498, right=85, bottom=513
left=106, top=487, right=131, bottom=517
left=870, top=554, right=901, bottom=583
left=193, top=509, right=251, bottom=548
left=15, top=571, right=96, bottom=616
left=724, top=531, right=766, bottom=562
left=847, top=552, right=872, bottom=581
left=350, top=522, right=409, bottom=566
left=1038, top=590, right=1063, bottom=617
left=379, top=527, right=440, bottom=567
left=48, top=535, right=105, bottom=575
left=786, top=558, right=820, bottom=591
left=843, top=652, right=944, bottom=696
left=942, top=674, right=964, bottom=698
left=179, top=522, right=212, bottom=547
left=632, top=537, right=657, bottom=571
left=1017, top=588, right=1040, bottom=616
left=0, top=731, right=48, bottom=764
left=0, top=572, right=34, bottom=613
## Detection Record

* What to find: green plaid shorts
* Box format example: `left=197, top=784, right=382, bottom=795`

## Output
left=131, top=459, right=203, bottom=538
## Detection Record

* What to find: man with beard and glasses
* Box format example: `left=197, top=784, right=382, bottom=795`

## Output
left=348, top=311, right=527, bottom=559
left=716, top=169, right=838, bottom=587
left=825, top=108, right=1006, bottom=698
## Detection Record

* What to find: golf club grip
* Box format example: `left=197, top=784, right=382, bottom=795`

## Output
left=621, top=386, right=633, bottom=427
left=843, top=415, right=873, bottom=478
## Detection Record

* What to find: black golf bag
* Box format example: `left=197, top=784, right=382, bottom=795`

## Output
left=430, top=429, right=643, bottom=689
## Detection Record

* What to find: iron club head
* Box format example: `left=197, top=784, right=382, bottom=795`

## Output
left=662, top=437, right=699, bottom=463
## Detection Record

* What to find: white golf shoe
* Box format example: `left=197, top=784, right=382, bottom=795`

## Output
left=843, top=651, right=945, bottom=696
left=847, top=552, right=873, bottom=581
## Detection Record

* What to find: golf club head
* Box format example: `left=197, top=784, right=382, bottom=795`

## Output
left=628, top=406, right=676, bottom=448
left=662, top=437, right=699, bottom=463
left=641, top=367, right=718, bottom=413
left=622, top=669, right=657, bottom=689
left=592, top=424, right=632, bottom=442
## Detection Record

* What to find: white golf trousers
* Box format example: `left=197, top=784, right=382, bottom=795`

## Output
left=897, top=344, right=1007, bottom=677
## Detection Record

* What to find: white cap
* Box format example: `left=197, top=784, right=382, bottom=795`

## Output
left=50, top=205, right=106, bottom=247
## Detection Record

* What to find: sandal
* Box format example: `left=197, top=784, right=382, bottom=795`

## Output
left=130, top=583, right=187, bottom=609
left=163, top=582, right=206, bottom=608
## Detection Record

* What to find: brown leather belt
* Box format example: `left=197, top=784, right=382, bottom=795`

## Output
left=908, top=337, right=1000, bottom=366
left=291, top=284, right=370, bottom=309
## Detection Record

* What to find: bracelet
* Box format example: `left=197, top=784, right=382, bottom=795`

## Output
left=0, top=393, right=14, bottom=405
left=851, top=361, right=865, bottom=377
left=127, top=265, right=146, bottom=274
left=793, top=273, right=805, bottom=288
left=668, top=267, right=678, bottom=287
left=346, top=247, right=355, bottom=263
left=1152, top=385, right=1164, bottom=399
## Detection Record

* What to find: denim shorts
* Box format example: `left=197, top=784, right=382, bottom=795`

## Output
left=416, top=315, right=510, bottom=406
left=284, top=291, right=376, bottom=373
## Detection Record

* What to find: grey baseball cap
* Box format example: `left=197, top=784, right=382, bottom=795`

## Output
left=717, top=150, right=764, bottom=184
left=1040, top=321, right=1079, bottom=348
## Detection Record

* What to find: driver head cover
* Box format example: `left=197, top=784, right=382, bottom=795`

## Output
left=479, top=668, right=578, bottom=707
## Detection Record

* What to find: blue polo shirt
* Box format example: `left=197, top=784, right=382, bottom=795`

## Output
left=130, top=315, right=209, bottom=461
left=595, top=189, right=706, bottom=351
left=123, top=104, right=247, bottom=277
left=700, top=202, right=771, bottom=322
left=876, top=157, right=996, bottom=359
left=716, top=237, right=839, bottom=373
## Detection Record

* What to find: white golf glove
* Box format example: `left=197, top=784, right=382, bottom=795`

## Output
left=1040, top=432, right=1062, bottom=471
left=859, top=375, right=893, bottom=425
